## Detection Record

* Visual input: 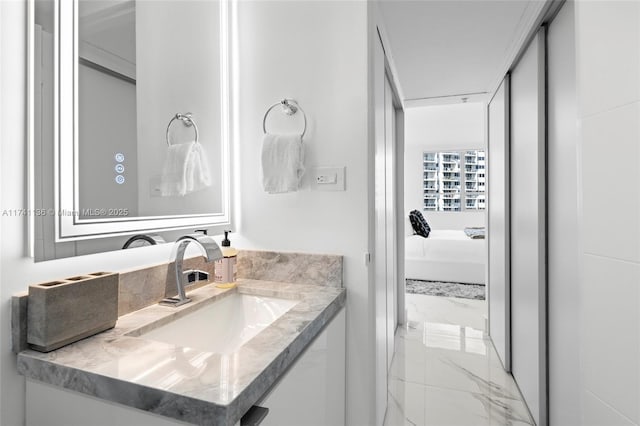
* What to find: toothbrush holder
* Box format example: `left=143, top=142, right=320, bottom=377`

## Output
left=27, top=272, right=119, bottom=352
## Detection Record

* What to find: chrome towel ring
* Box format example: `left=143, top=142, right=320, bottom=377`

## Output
left=263, top=99, right=307, bottom=138
left=166, top=113, right=199, bottom=146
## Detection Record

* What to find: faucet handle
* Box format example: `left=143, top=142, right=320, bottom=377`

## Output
left=184, top=269, right=209, bottom=283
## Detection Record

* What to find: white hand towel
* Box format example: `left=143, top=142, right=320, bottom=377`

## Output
left=261, top=133, right=305, bottom=193
left=160, top=141, right=212, bottom=197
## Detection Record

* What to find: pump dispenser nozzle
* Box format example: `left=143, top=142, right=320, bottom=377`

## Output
left=222, top=230, right=231, bottom=247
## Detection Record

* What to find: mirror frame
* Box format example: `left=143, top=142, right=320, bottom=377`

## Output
left=38, top=0, right=232, bottom=242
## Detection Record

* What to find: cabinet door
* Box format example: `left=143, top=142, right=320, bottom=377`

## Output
left=26, top=379, right=192, bottom=426
left=259, top=308, right=346, bottom=426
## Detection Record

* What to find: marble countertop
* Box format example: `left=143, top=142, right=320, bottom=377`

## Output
left=17, top=279, right=346, bottom=426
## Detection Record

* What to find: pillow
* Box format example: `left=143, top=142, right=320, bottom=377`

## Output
left=409, top=210, right=431, bottom=238
left=405, top=217, right=415, bottom=237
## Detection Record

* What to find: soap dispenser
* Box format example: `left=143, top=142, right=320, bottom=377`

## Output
left=214, top=231, right=238, bottom=289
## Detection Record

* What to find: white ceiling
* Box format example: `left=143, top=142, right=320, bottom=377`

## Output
left=377, top=0, right=545, bottom=105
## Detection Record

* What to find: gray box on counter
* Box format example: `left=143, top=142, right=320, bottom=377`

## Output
left=27, top=272, right=119, bottom=352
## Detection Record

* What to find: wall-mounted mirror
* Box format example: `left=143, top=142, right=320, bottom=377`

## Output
left=30, top=0, right=233, bottom=261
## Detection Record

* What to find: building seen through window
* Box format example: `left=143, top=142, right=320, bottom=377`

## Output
left=423, top=150, right=485, bottom=211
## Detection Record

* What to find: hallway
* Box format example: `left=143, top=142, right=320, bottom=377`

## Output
left=384, top=294, right=533, bottom=426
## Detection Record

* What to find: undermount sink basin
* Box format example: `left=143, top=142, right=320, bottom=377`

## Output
left=140, top=293, right=298, bottom=354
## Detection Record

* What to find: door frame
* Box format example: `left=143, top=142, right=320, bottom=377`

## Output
left=377, top=25, right=406, bottom=330
left=373, top=20, right=405, bottom=426
left=487, top=75, right=511, bottom=372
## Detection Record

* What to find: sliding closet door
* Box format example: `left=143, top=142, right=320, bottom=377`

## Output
left=510, top=29, right=547, bottom=426
left=487, top=76, right=510, bottom=371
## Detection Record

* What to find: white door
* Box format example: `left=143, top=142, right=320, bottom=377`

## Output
left=487, top=76, right=511, bottom=371
left=510, top=29, right=547, bottom=426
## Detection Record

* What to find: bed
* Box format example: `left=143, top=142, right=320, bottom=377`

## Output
left=405, top=229, right=486, bottom=285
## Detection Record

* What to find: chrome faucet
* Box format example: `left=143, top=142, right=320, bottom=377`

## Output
left=161, top=233, right=223, bottom=307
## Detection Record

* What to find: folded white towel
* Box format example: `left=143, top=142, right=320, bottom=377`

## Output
left=160, top=141, right=211, bottom=197
left=261, top=133, right=305, bottom=193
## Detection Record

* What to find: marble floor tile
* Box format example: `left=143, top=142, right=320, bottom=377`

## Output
left=404, top=294, right=487, bottom=333
left=422, top=348, right=521, bottom=400
left=422, top=385, right=532, bottom=426
left=391, top=336, right=428, bottom=384
left=385, top=391, right=415, bottom=426
left=391, top=341, right=521, bottom=399
left=388, top=378, right=427, bottom=426
left=399, top=322, right=486, bottom=348
left=385, top=293, right=533, bottom=426
left=387, top=378, right=532, bottom=426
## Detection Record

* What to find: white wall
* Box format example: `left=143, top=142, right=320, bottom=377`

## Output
left=231, top=2, right=373, bottom=425
left=404, top=103, right=485, bottom=230
left=0, top=3, right=212, bottom=425
left=575, top=2, right=640, bottom=424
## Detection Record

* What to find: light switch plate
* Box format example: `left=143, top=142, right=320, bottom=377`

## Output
left=312, top=166, right=345, bottom=191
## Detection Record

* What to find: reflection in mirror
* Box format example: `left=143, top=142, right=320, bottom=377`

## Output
left=76, top=0, right=223, bottom=219
left=121, top=234, right=166, bottom=249
left=77, top=0, right=139, bottom=219
left=30, top=0, right=233, bottom=261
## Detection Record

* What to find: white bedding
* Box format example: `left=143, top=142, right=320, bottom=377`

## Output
left=405, top=230, right=486, bottom=284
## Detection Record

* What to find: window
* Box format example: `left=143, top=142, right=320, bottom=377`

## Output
left=422, top=150, right=486, bottom=211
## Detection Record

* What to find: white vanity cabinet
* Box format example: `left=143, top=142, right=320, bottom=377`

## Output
left=26, top=378, right=193, bottom=426
left=258, top=308, right=346, bottom=426
left=24, top=308, right=346, bottom=426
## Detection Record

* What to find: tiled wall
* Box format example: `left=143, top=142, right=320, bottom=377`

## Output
left=236, top=250, right=343, bottom=288
left=119, top=250, right=343, bottom=316
left=576, top=2, right=640, bottom=424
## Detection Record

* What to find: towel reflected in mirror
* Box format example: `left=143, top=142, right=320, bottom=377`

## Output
left=160, top=141, right=212, bottom=197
